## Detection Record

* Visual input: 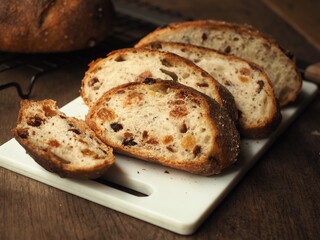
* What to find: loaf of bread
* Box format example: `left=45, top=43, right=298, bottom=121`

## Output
left=85, top=79, right=240, bottom=176
left=0, top=0, right=114, bottom=53
left=81, top=48, right=238, bottom=121
left=135, top=20, right=302, bottom=107
left=139, top=41, right=281, bottom=138
left=12, top=100, right=114, bottom=178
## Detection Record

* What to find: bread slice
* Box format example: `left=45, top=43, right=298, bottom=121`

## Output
left=12, top=100, right=114, bottom=179
left=135, top=20, right=302, bottom=107
left=85, top=79, right=240, bottom=176
left=80, top=48, right=238, bottom=121
left=140, top=41, right=281, bottom=138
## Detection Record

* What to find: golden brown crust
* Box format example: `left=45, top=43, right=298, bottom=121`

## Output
left=86, top=79, right=240, bottom=176
left=139, top=41, right=281, bottom=139
left=136, top=20, right=278, bottom=48
left=135, top=20, right=302, bottom=107
left=12, top=99, right=114, bottom=179
left=81, top=47, right=238, bottom=122
left=0, top=0, right=114, bottom=53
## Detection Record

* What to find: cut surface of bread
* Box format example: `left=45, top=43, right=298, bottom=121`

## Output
left=140, top=41, right=281, bottom=138
left=86, top=79, right=240, bottom=176
left=12, top=100, right=114, bottom=179
left=81, top=48, right=238, bottom=121
left=135, top=20, right=302, bottom=107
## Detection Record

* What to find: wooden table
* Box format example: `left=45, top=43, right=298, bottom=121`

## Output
left=1, top=0, right=319, bottom=239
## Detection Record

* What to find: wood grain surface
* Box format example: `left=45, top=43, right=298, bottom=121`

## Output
left=262, top=0, right=320, bottom=51
left=1, top=0, right=320, bottom=239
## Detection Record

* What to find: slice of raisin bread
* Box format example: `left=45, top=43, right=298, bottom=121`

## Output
left=12, top=99, right=114, bottom=179
left=135, top=20, right=302, bottom=107
left=85, top=79, right=240, bottom=176
left=140, top=41, right=281, bottom=138
left=80, top=48, right=238, bottom=122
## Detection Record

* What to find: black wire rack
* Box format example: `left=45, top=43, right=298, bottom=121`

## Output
left=0, top=0, right=191, bottom=99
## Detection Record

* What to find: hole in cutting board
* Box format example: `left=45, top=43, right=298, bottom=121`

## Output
left=94, top=178, right=149, bottom=197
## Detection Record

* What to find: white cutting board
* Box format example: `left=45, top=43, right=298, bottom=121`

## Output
left=0, top=81, right=318, bottom=235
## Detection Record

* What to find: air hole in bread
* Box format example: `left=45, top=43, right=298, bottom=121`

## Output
left=160, top=58, right=173, bottom=67
left=197, top=82, right=209, bottom=87
left=143, top=77, right=156, bottom=85
left=115, top=55, right=126, bottom=62
left=160, top=68, right=178, bottom=82
left=122, top=138, right=138, bottom=146
left=116, top=90, right=125, bottom=94
left=68, top=129, right=81, bottom=135
left=89, top=77, right=99, bottom=87
left=151, top=42, right=162, bottom=49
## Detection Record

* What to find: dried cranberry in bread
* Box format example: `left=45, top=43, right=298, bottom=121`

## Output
left=85, top=79, right=240, bottom=176
left=135, top=20, right=302, bottom=107
left=81, top=48, right=238, bottom=121
left=0, top=0, right=114, bottom=53
left=140, top=41, right=281, bottom=138
left=12, top=100, right=114, bottom=179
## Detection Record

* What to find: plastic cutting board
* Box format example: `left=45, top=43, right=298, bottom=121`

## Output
left=0, top=81, right=318, bottom=235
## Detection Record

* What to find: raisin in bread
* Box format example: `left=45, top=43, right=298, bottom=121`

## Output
left=135, top=20, right=302, bottom=107
left=140, top=41, right=281, bottom=138
left=12, top=100, right=114, bottom=179
left=85, top=79, right=240, bottom=176
left=80, top=48, right=238, bottom=121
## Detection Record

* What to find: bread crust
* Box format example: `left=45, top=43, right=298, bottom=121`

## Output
left=139, top=41, right=282, bottom=138
left=81, top=48, right=238, bottom=122
left=12, top=100, right=114, bottom=179
left=0, top=0, right=114, bottom=53
left=86, top=79, right=240, bottom=176
left=135, top=20, right=302, bottom=107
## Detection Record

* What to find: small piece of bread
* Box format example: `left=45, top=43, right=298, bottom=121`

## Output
left=135, top=20, right=302, bottom=107
left=12, top=100, right=114, bottom=179
left=80, top=48, right=238, bottom=121
left=140, top=41, right=281, bottom=138
left=85, top=79, right=240, bottom=176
